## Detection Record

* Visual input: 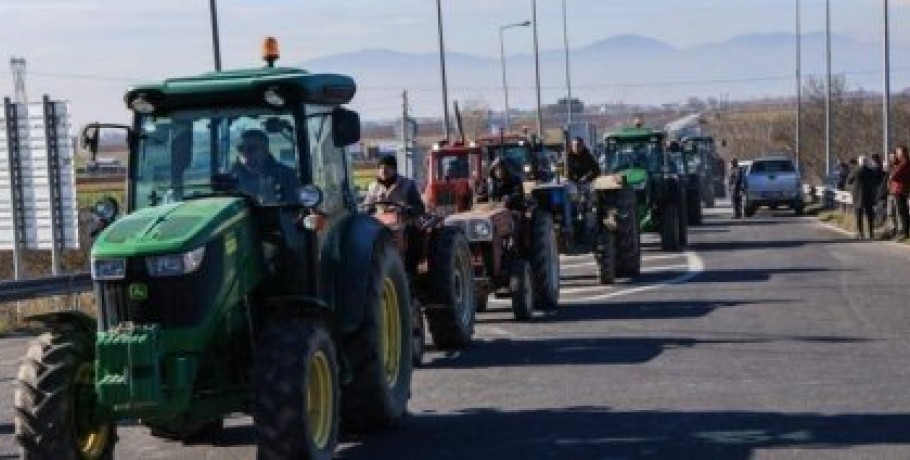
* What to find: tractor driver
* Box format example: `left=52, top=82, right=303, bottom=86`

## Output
left=233, top=129, right=298, bottom=203
left=566, top=137, right=600, bottom=184
left=476, top=158, right=524, bottom=209
left=364, top=155, right=426, bottom=216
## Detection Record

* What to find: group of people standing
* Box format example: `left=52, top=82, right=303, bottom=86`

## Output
left=846, top=145, right=910, bottom=241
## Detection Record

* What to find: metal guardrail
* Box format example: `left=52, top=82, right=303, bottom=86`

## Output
left=0, top=273, right=93, bottom=304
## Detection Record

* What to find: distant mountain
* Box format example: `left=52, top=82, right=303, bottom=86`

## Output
left=302, top=33, right=905, bottom=121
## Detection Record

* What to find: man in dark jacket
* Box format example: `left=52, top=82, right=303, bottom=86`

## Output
left=233, top=129, right=299, bottom=204
left=847, top=156, right=881, bottom=239
left=477, top=158, right=524, bottom=208
left=566, top=137, right=600, bottom=184
left=728, top=158, right=745, bottom=218
left=889, top=145, right=910, bottom=241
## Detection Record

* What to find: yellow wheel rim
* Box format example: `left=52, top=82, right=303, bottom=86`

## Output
left=73, top=363, right=111, bottom=460
left=380, top=277, right=402, bottom=387
left=306, top=350, right=334, bottom=450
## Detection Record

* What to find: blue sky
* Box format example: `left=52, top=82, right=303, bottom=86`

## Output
left=0, top=0, right=908, bottom=124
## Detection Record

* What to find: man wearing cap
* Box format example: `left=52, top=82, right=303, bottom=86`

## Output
left=233, top=129, right=298, bottom=203
left=364, top=155, right=426, bottom=216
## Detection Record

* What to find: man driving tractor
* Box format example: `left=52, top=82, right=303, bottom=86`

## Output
left=364, top=154, right=426, bottom=215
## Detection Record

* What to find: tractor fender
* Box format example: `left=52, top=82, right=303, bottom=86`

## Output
left=331, top=213, right=393, bottom=335
left=25, top=310, right=98, bottom=336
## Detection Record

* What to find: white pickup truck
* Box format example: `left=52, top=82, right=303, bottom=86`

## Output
left=742, top=156, right=804, bottom=217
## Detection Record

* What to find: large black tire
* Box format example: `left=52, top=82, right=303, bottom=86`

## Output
left=678, top=194, right=690, bottom=247
left=615, top=192, right=642, bottom=278
left=598, top=231, right=616, bottom=285
left=254, top=319, right=339, bottom=460
left=341, top=238, right=413, bottom=433
left=411, top=298, right=426, bottom=367
left=475, top=288, right=490, bottom=313
left=15, top=327, right=116, bottom=460
left=659, top=202, right=682, bottom=252
left=744, top=202, right=757, bottom=218
left=689, top=195, right=703, bottom=226
left=425, top=228, right=475, bottom=349
left=530, top=211, right=560, bottom=311
left=510, top=259, right=534, bottom=321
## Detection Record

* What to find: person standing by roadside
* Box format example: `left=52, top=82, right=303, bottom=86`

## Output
left=889, top=145, right=910, bottom=241
left=879, top=151, right=900, bottom=238
left=847, top=156, right=880, bottom=240
left=728, top=158, right=745, bottom=219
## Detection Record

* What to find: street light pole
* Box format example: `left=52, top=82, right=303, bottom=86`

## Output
left=436, top=0, right=451, bottom=140
left=562, top=0, right=573, bottom=127
left=500, top=21, right=531, bottom=133
left=209, top=0, right=222, bottom=71
left=884, top=0, right=892, bottom=164
left=796, top=0, right=802, bottom=168
left=825, top=0, right=832, bottom=176
left=531, top=0, right=543, bottom=136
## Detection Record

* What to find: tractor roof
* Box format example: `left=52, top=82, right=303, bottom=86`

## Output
left=474, top=134, right=530, bottom=146
left=125, top=66, right=356, bottom=111
left=605, top=126, right=666, bottom=142
left=431, top=141, right=482, bottom=157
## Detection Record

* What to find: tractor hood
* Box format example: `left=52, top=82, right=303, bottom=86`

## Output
left=92, top=197, right=249, bottom=258
left=620, top=168, right=649, bottom=188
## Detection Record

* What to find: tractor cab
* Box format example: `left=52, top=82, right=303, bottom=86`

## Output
left=424, top=141, right=486, bottom=214
left=475, top=134, right=554, bottom=182
left=604, top=127, right=673, bottom=192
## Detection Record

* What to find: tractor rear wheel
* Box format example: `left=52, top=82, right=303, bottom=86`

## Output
left=254, top=319, right=338, bottom=460
left=660, top=203, right=682, bottom=252
left=615, top=192, right=642, bottom=278
left=425, top=228, right=475, bottom=349
left=15, top=327, right=116, bottom=460
left=341, top=238, right=413, bottom=433
left=510, top=259, right=534, bottom=321
left=530, top=211, right=559, bottom=311
left=598, top=231, right=617, bottom=285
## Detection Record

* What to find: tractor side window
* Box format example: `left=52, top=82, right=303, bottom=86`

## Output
left=306, top=105, right=346, bottom=214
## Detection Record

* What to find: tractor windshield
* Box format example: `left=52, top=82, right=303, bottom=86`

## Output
left=605, top=139, right=664, bottom=174
left=133, top=108, right=301, bottom=210
left=434, top=154, right=476, bottom=180
left=486, top=143, right=552, bottom=178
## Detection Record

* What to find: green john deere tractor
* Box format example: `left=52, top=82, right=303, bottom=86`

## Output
left=604, top=127, right=689, bottom=252
left=14, top=41, right=414, bottom=459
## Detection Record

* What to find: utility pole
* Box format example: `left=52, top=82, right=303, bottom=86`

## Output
left=825, top=0, right=832, bottom=176
left=795, top=0, right=802, bottom=169
left=436, top=0, right=451, bottom=140
left=883, top=0, right=892, bottom=164
left=209, top=0, right=222, bottom=71
left=401, top=90, right=410, bottom=178
left=531, top=0, right=543, bottom=137
left=562, top=0, right=573, bottom=127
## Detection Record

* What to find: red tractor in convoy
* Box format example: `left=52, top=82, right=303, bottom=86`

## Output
left=369, top=202, right=475, bottom=365
left=423, top=141, right=560, bottom=320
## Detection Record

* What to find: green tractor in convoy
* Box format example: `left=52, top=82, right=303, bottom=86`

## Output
left=14, top=40, right=415, bottom=459
left=604, top=126, right=689, bottom=252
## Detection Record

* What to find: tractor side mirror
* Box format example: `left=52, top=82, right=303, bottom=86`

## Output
left=332, top=107, right=361, bottom=147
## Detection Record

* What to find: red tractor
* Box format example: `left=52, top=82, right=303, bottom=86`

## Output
left=370, top=201, right=475, bottom=365
left=423, top=141, right=560, bottom=320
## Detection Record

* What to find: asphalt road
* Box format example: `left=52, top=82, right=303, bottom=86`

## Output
left=3, top=203, right=910, bottom=459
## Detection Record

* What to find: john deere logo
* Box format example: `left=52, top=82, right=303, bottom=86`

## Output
left=129, top=283, right=148, bottom=301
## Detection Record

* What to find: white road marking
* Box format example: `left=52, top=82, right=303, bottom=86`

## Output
left=575, top=251, right=705, bottom=302
left=640, top=264, right=689, bottom=273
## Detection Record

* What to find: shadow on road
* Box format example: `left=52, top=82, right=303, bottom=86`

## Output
left=423, top=336, right=737, bottom=370
left=685, top=267, right=848, bottom=284
left=543, top=299, right=772, bottom=322
left=693, top=238, right=858, bottom=252
left=336, top=406, right=910, bottom=459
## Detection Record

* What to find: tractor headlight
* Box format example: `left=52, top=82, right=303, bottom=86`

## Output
left=91, top=258, right=127, bottom=281
left=467, top=219, right=493, bottom=241
left=145, top=246, right=206, bottom=278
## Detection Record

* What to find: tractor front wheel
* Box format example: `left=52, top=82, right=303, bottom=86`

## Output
left=510, top=259, right=535, bottom=321
left=15, top=327, right=116, bottom=460
left=425, top=228, right=476, bottom=349
left=530, top=211, right=560, bottom=311
left=598, top=231, right=617, bottom=285
left=660, top=203, right=682, bottom=252
left=614, top=192, right=642, bottom=278
left=341, top=238, right=413, bottom=433
left=254, top=319, right=339, bottom=460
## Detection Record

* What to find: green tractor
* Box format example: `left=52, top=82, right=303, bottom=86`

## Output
left=14, top=41, right=415, bottom=459
left=604, top=127, right=689, bottom=252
